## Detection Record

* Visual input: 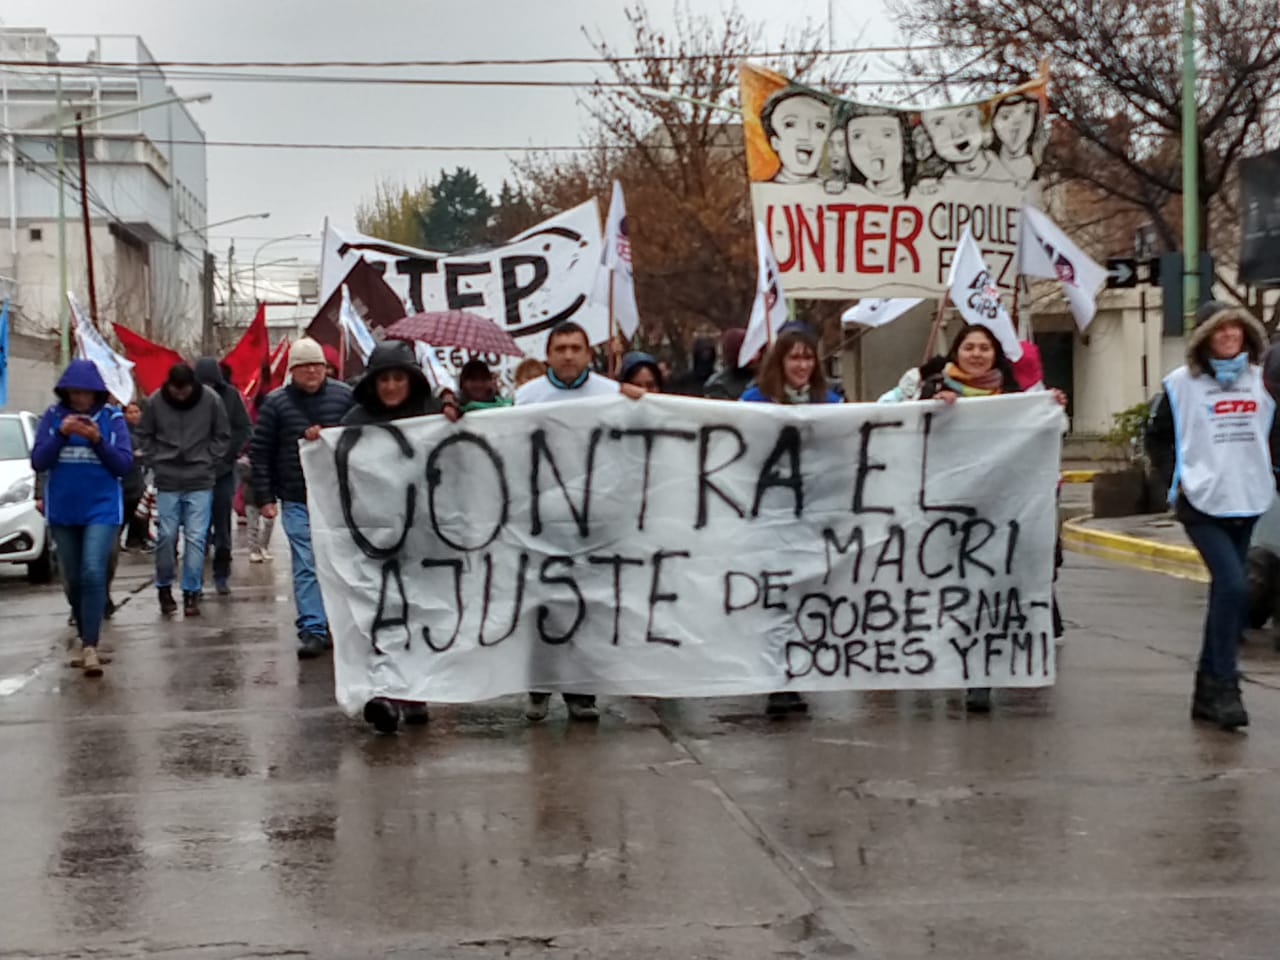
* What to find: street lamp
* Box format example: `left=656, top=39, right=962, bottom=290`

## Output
left=177, top=211, right=270, bottom=239
left=55, top=89, right=213, bottom=362
left=252, top=234, right=312, bottom=303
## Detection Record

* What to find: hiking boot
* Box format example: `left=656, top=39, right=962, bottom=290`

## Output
left=68, top=641, right=84, bottom=668
left=81, top=645, right=104, bottom=678
left=214, top=577, right=231, bottom=596
left=401, top=701, right=430, bottom=726
left=296, top=633, right=328, bottom=660
left=158, top=586, right=178, bottom=616
left=183, top=592, right=201, bottom=617
left=766, top=691, right=808, bottom=716
left=565, top=694, right=599, bottom=722
left=1191, top=671, right=1214, bottom=721
left=965, top=688, right=993, bottom=713
left=363, top=698, right=400, bottom=734
left=249, top=549, right=264, bottom=564
left=525, top=692, right=551, bottom=722
left=1194, top=674, right=1249, bottom=730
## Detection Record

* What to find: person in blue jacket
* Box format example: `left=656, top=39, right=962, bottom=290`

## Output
left=30, top=360, right=133, bottom=677
left=739, top=326, right=841, bottom=406
left=741, top=326, right=840, bottom=715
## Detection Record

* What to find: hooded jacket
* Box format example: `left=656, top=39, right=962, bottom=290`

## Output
left=251, top=376, right=354, bottom=504
left=139, top=376, right=231, bottom=492
left=30, top=359, right=133, bottom=526
left=341, top=342, right=441, bottom=426
left=195, top=357, right=253, bottom=475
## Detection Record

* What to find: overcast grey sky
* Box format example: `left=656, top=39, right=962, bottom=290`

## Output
left=6, top=1, right=895, bottom=279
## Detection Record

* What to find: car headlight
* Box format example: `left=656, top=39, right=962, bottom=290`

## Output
left=0, top=477, right=34, bottom=506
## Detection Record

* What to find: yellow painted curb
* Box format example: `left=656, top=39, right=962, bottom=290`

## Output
left=1060, top=470, right=1100, bottom=483
left=1062, top=516, right=1208, bottom=582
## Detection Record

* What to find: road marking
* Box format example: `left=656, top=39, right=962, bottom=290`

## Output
left=0, top=669, right=39, bottom=697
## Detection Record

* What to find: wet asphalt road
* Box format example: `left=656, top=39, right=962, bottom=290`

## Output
left=1, top=544, right=1279, bottom=959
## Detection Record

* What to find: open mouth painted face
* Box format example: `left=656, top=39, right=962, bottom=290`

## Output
left=845, top=115, right=903, bottom=184
left=923, top=106, right=984, bottom=164
left=769, top=94, right=832, bottom=178
left=993, top=100, right=1037, bottom=154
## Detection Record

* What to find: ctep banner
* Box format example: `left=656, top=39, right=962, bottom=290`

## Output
left=739, top=62, right=1049, bottom=298
left=301, top=394, right=1064, bottom=714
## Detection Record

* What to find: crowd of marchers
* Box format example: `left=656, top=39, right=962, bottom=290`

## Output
left=28, top=302, right=1274, bottom=734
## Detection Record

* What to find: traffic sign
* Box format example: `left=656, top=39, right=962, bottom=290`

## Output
left=1106, top=258, right=1138, bottom=288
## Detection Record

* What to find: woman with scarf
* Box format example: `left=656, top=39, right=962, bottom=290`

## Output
left=30, top=360, right=133, bottom=677
left=341, top=340, right=459, bottom=732
left=742, top=327, right=840, bottom=715
left=1148, top=302, right=1274, bottom=730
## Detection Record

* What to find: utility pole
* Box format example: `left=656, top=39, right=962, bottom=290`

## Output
left=227, top=239, right=235, bottom=325
left=74, top=112, right=99, bottom=326
left=56, top=72, right=68, bottom=363
left=1181, top=0, right=1199, bottom=334
left=202, top=250, right=215, bottom=354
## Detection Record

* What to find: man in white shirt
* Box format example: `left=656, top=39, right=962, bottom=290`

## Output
left=516, top=321, right=644, bottom=721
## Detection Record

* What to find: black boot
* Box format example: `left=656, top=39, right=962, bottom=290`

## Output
left=1195, top=674, right=1248, bottom=730
left=766, top=691, right=808, bottom=716
left=183, top=591, right=201, bottom=617
left=363, top=698, right=400, bottom=734
left=1191, top=671, right=1214, bottom=721
left=158, top=585, right=178, bottom=616
left=965, top=688, right=993, bottom=713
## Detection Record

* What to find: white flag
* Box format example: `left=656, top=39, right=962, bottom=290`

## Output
left=339, top=285, right=378, bottom=364
left=740, top=220, right=788, bottom=369
left=588, top=180, right=641, bottom=339
left=67, top=291, right=135, bottom=404
left=413, top=341, right=458, bottom=396
left=947, top=228, right=1022, bottom=362
left=1018, top=205, right=1107, bottom=332
left=841, top=298, right=925, bottom=328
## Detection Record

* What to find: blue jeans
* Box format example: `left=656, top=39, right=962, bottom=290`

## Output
left=1184, top=516, right=1257, bottom=680
left=51, top=524, right=116, bottom=646
left=211, top=470, right=237, bottom=581
left=155, top=489, right=214, bottom=593
left=281, top=500, right=327, bottom=639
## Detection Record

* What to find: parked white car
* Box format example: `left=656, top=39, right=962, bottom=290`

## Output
left=0, top=412, right=55, bottom=583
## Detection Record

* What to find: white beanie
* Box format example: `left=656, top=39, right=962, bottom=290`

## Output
left=288, top=337, right=326, bottom=371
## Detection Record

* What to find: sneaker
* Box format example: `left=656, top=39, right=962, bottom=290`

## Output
left=214, top=577, right=231, bottom=596
left=296, top=633, right=328, bottom=660
left=965, top=688, right=993, bottom=713
left=183, top=591, right=201, bottom=617
left=158, top=586, right=178, bottom=616
left=401, top=701, right=430, bottom=726
left=260, top=549, right=273, bottom=561
left=81, top=645, right=104, bottom=678
left=363, top=698, right=400, bottom=734
left=525, top=692, right=551, bottom=722
left=249, top=549, right=264, bottom=564
left=565, top=695, right=600, bottom=722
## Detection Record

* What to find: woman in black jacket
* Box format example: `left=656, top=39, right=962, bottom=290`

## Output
left=342, top=341, right=459, bottom=733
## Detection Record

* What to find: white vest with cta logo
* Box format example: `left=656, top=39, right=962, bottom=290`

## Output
left=1164, top=364, right=1275, bottom=517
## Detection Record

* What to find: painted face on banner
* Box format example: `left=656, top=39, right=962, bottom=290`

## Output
left=768, top=94, right=832, bottom=180
left=992, top=98, right=1038, bottom=156
left=921, top=105, right=985, bottom=164
left=844, top=115, right=904, bottom=190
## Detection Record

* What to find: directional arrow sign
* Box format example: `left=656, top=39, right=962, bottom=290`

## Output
left=1106, top=257, right=1138, bottom=288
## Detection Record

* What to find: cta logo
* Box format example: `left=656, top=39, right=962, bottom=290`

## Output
left=1209, top=399, right=1258, bottom=415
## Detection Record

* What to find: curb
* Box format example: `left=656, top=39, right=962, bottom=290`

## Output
left=1060, top=470, right=1100, bottom=484
left=1062, top=516, right=1208, bottom=582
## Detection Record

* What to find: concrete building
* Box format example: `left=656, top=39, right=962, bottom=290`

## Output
left=0, top=29, right=208, bottom=411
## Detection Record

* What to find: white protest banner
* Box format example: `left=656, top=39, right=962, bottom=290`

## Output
left=741, top=63, right=1048, bottom=298
left=740, top=220, right=789, bottom=368
left=948, top=228, right=1022, bottom=361
left=339, top=284, right=378, bottom=364
left=302, top=394, right=1063, bottom=714
left=589, top=180, right=641, bottom=339
left=1018, top=205, right=1107, bottom=332
left=68, top=291, right=135, bottom=404
left=841, top=297, right=925, bottom=328
left=318, top=200, right=608, bottom=357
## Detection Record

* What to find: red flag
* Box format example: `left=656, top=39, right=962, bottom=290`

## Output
left=221, top=302, right=270, bottom=401
left=111, top=323, right=184, bottom=395
left=266, top=337, right=290, bottom=392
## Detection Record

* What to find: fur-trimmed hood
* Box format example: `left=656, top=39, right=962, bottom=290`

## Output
left=1186, top=302, right=1268, bottom=376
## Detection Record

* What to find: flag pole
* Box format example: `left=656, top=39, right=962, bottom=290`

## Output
left=608, top=271, right=620, bottom=377
left=338, top=314, right=347, bottom=382
left=923, top=296, right=947, bottom=362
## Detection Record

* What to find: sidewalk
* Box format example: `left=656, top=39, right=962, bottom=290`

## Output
left=1063, top=511, right=1207, bottom=582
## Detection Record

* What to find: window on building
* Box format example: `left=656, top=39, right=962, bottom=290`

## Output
left=28, top=227, right=42, bottom=242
